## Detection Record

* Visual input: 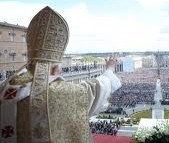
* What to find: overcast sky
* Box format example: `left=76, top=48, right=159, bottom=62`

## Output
left=1, top=0, right=169, bottom=54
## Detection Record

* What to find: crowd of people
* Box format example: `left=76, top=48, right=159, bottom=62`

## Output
left=104, top=107, right=123, bottom=114
left=111, top=82, right=155, bottom=108
left=157, top=68, right=169, bottom=104
left=117, top=68, right=158, bottom=84
left=0, top=70, right=15, bottom=80
left=161, top=99, right=169, bottom=105
left=110, top=68, right=169, bottom=108
left=61, top=63, right=103, bottom=73
left=89, top=120, right=120, bottom=135
left=89, top=67, right=169, bottom=136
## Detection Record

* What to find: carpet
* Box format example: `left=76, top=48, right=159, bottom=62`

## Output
left=93, top=134, right=134, bottom=143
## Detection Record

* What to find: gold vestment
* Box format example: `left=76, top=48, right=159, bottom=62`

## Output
left=16, top=78, right=90, bottom=143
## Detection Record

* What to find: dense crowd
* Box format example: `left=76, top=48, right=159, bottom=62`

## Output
left=117, top=68, right=158, bottom=84
left=158, top=68, right=169, bottom=105
left=89, top=120, right=120, bottom=135
left=110, top=68, right=169, bottom=108
left=61, top=64, right=103, bottom=73
left=105, top=107, right=123, bottom=114
left=0, top=70, right=15, bottom=80
left=111, top=83, right=155, bottom=107
left=90, top=68, right=169, bottom=135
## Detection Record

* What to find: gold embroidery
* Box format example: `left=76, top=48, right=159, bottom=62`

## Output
left=9, top=72, right=33, bottom=86
left=17, top=81, right=90, bottom=143
left=49, top=81, right=89, bottom=143
left=33, top=122, right=47, bottom=139
left=30, top=62, right=51, bottom=142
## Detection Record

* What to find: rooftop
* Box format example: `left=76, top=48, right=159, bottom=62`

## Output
left=0, top=21, right=27, bottom=30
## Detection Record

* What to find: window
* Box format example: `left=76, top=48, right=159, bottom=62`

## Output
left=9, top=52, right=16, bottom=61
left=4, top=50, right=7, bottom=54
left=8, top=30, right=15, bottom=41
left=22, top=53, right=27, bottom=61
left=21, top=32, right=26, bottom=42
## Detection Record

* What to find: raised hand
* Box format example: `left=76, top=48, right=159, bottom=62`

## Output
left=105, top=56, right=118, bottom=70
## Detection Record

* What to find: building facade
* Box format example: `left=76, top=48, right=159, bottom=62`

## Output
left=142, top=55, right=156, bottom=68
left=0, top=22, right=27, bottom=74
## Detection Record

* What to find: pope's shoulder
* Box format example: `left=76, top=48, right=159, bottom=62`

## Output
left=8, top=71, right=33, bottom=86
left=49, top=80, right=87, bottom=94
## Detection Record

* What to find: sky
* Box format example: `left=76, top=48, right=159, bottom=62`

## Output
left=1, top=0, right=169, bottom=54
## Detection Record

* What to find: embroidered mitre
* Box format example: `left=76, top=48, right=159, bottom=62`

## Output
left=27, top=6, right=69, bottom=63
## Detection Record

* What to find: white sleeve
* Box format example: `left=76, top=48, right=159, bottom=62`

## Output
left=86, top=69, right=122, bottom=117
left=84, top=76, right=112, bottom=117
left=81, top=69, right=122, bottom=117
left=103, top=69, right=122, bottom=93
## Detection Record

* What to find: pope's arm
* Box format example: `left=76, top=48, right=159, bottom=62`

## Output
left=81, top=57, right=122, bottom=117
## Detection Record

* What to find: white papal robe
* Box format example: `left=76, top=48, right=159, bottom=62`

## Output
left=0, top=69, right=121, bottom=143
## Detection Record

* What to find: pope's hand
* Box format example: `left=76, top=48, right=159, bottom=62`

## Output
left=105, top=56, right=118, bottom=71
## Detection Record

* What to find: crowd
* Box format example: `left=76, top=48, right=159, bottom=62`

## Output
left=161, top=99, right=169, bottom=105
left=111, top=83, right=155, bottom=108
left=89, top=120, right=120, bottom=135
left=93, top=68, right=169, bottom=137
left=61, top=64, right=102, bottom=73
left=117, top=68, right=158, bottom=84
left=109, top=68, right=169, bottom=108
left=104, top=107, right=123, bottom=114
left=0, top=70, right=15, bottom=80
left=159, top=68, right=169, bottom=104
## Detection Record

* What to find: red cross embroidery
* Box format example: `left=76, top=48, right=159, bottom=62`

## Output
left=3, top=88, right=17, bottom=100
left=1, top=125, right=14, bottom=138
